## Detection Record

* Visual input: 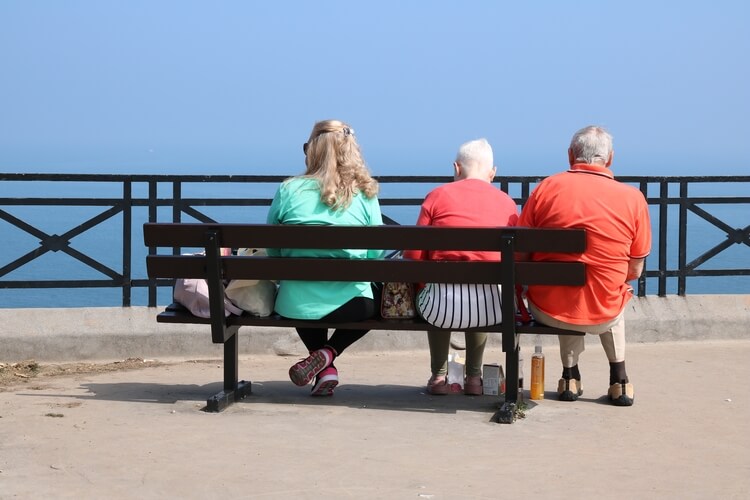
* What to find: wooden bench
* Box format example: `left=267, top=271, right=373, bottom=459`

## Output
left=143, top=223, right=586, bottom=423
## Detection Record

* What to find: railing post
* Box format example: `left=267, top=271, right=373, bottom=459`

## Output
left=678, top=181, right=689, bottom=295
left=658, top=180, right=669, bottom=296
left=638, top=180, right=649, bottom=297
left=122, top=179, right=132, bottom=307
left=171, top=181, right=182, bottom=256
left=147, top=180, right=158, bottom=307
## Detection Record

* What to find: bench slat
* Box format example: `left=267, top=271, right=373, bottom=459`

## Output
left=156, top=307, right=584, bottom=336
left=147, top=255, right=585, bottom=286
left=144, top=223, right=586, bottom=253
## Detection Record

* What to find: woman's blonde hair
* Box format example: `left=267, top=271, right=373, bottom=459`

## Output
left=302, top=119, right=378, bottom=210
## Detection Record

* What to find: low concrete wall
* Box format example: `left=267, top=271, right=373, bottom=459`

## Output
left=1, top=295, right=748, bottom=362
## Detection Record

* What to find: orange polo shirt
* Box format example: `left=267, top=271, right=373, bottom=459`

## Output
left=518, top=164, right=651, bottom=324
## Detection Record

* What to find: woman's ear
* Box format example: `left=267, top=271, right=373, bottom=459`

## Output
left=488, top=166, right=497, bottom=182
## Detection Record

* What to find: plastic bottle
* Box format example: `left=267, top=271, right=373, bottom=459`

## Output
left=530, top=344, right=545, bottom=400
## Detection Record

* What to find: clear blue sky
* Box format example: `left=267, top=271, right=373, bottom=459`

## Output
left=1, top=1, right=748, bottom=177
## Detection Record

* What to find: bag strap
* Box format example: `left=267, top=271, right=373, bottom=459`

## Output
left=515, top=285, right=532, bottom=324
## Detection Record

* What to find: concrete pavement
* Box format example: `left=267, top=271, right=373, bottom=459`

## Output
left=1, top=340, right=749, bottom=499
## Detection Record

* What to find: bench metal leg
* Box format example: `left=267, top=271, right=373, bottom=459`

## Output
left=492, top=236, right=521, bottom=423
left=493, top=334, right=521, bottom=424
left=206, top=326, right=252, bottom=412
left=494, top=403, right=517, bottom=424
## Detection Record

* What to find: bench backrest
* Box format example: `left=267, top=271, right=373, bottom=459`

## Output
left=144, top=223, right=586, bottom=345
left=144, top=223, right=586, bottom=285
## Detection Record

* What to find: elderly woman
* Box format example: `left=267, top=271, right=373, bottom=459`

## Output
left=266, top=119, right=384, bottom=397
left=404, top=138, right=519, bottom=395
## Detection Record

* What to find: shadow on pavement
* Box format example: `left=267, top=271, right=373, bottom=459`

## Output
left=15, top=378, right=509, bottom=418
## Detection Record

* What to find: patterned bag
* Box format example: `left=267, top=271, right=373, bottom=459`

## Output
left=380, top=281, right=416, bottom=319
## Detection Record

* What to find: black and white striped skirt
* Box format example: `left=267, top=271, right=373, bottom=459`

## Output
left=416, top=283, right=503, bottom=329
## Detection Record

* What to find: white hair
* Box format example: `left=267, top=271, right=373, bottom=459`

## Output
left=569, top=126, right=613, bottom=164
left=455, top=138, right=494, bottom=173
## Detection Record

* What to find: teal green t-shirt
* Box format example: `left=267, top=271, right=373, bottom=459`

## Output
left=266, top=177, right=385, bottom=319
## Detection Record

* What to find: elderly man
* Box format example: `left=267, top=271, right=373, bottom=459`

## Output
left=518, top=126, right=651, bottom=406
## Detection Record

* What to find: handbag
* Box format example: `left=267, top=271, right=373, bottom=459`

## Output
left=380, top=281, right=416, bottom=319
left=378, top=249, right=416, bottom=319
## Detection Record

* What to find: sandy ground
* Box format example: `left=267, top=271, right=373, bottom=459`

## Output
left=1, top=340, right=749, bottom=499
left=0, top=358, right=164, bottom=390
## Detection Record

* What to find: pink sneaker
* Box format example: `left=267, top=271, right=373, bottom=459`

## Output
left=289, top=348, right=333, bottom=386
left=311, top=366, right=339, bottom=397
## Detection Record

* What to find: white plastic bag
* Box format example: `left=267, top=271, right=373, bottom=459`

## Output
left=447, top=352, right=465, bottom=389
left=225, top=279, right=277, bottom=317
left=224, top=247, right=277, bottom=317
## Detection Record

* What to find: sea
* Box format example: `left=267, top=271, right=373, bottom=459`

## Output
left=1, top=177, right=748, bottom=308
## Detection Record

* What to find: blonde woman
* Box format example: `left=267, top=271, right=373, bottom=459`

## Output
left=266, top=120, right=384, bottom=396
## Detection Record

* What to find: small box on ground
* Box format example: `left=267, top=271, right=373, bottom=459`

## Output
left=482, top=363, right=502, bottom=395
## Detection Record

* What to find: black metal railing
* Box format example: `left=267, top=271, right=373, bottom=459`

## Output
left=1, top=173, right=748, bottom=307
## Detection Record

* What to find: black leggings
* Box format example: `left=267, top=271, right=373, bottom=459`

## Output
left=295, top=296, right=375, bottom=356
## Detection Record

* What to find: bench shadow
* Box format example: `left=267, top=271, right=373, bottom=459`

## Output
left=19, top=379, right=506, bottom=419
left=17, top=381, right=612, bottom=418
left=241, top=380, right=503, bottom=416
left=14, top=382, right=216, bottom=405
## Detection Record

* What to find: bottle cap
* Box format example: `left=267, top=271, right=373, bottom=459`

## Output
left=535, top=345, right=542, bottom=353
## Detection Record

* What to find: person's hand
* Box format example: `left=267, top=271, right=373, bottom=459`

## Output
left=626, top=257, right=645, bottom=281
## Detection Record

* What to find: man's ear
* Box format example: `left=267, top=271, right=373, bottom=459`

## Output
left=568, top=148, right=575, bottom=166
left=453, top=162, right=461, bottom=180
left=606, top=150, right=614, bottom=167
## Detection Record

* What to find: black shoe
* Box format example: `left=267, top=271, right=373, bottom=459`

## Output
left=557, top=378, right=583, bottom=401
left=608, top=381, right=634, bottom=406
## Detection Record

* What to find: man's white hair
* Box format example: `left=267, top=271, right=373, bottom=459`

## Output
left=569, top=126, right=613, bottom=164
left=455, top=138, right=493, bottom=172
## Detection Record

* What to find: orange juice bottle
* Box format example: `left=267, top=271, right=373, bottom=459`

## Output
left=530, top=344, right=545, bottom=400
